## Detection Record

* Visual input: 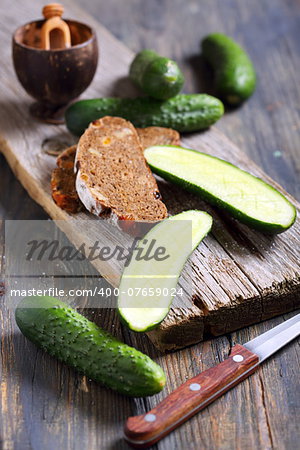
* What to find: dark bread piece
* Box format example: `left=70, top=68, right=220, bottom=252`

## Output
left=51, top=144, right=83, bottom=213
left=56, top=145, right=77, bottom=169
left=136, top=126, right=180, bottom=149
left=52, top=126, right=180, bottom=214
left=75, top=116, right=168, bottom=221
left=51, top=167, right=82, bottom=213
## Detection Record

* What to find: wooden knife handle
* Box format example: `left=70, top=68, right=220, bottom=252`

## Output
left=124, top=344, right=259, bottom=448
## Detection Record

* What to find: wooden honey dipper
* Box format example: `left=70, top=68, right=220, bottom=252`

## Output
left=40, top=3, right=71, bottom=50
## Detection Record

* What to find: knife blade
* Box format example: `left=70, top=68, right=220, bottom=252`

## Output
left=124, top=313, right=300, bottom=448
left=244, top=313, right=300, bottom=362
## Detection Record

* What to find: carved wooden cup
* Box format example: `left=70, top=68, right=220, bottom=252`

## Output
left=12, top=16, right=98, bottom=123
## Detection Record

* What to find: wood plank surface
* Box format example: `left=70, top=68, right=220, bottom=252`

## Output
left=0, top=0, right=299, bottom=352
left=0, top=0, right=299, bottom=449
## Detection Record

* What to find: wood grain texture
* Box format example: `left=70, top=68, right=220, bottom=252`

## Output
left=125, top=345, right=259, bottom=447
left=0, top=0, right=299, bottom=352
left=0, top=0, right=299, bottom=449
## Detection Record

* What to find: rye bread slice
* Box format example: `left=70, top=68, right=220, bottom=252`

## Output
left=75, top=117, right=168, bottom=222
left=51, top=167, right=82, bottom=213
left=52, top=126, right=180, bottom=214
left=56, top=145, right=77, bottom=169
left=136, top=126, right=180, bottom=149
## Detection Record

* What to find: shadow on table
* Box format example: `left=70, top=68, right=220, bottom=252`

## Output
left=107, top=76, right=140, bottom=98
left=9, top=330, right=133, bottom=449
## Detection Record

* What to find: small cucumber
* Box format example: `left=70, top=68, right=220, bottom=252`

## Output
left=201, top=33, right=256, bottom=105
left=15, top=296, right=166, bottom=397
left=144, top=145, right=296, bottom=232
left=129, top=49, right=184, bottom=100
left=65, top=94, right=224, bottom=136
left=118, top=210, right=213, bottom=332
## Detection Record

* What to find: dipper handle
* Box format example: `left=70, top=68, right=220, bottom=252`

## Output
left=42, top=3, right=64, bottom=19
left=40, top=3, right=71, bottom=50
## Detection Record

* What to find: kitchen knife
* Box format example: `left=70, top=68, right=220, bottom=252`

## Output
left=124, top=314, right=300, bottom=448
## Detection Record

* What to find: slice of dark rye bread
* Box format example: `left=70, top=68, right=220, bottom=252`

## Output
left=75, top=117, right=168, bottom=222
left=51, top=125, right=180, bottom=214
left=51, top=168, right=82, bottom=213
left=136, top=126, right=180, bottom=149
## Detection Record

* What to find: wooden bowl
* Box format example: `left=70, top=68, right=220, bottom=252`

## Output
left=12, top=19, right=98, bottom=123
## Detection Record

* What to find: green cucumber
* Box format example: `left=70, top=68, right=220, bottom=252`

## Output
left=129, top=49, right=184, bottom=100
left=144, top=146, right=296, bottom=232
left=15, top=296, right=166, bottom=397
left=201, top=33, right=256, bottom=105
left=118, top=210, right=213, bottom=332
left=65, top=94, right=224, bottom=136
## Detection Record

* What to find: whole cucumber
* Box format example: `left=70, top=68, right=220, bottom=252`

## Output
left=130, top=49, right=184, bottom=100
left=65, top=94, right=224, bottom=136
left=201, top=33, right=256, bottom=105
left=15, top=296, right=166, bottom=397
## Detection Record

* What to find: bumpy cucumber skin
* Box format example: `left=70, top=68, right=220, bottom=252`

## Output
left=201, top=33, right=256, bottom=105
left=65, top=94, right=224, bottom=136
left=15, top=296, right=166, bottom=397
left=129, top=49, right=184, bottom=100
left=145, top=146, right=296, bottom=233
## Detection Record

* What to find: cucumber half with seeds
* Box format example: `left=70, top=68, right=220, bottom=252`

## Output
left=144, top=145, right=296, bottom=232
left=118, top=210, right=213, bottom=332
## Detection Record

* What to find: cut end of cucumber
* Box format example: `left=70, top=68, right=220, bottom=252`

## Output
left=145, top=146, right=297, bottom=232
left=117, top=210, right=213, bottom=332
left=119, top=307, right=170, bottom=332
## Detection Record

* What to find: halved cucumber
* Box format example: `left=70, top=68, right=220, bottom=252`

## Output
left=144, top=146, right=296, bottom=233
left=117, top=210, right=213, bottom=332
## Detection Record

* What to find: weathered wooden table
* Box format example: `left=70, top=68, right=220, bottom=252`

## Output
left=1, top=0, right=299, bottom=449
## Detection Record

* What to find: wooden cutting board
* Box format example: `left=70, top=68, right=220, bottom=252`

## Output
left=1, top=0, right=299, bottom=351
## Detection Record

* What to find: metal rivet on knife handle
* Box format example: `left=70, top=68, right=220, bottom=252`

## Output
left=144, top=414, right=156, bottom=423
left=189, top=383, right=201, bottom=391
left=232, top=355, right=244, bottom=362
